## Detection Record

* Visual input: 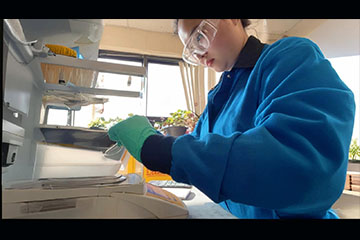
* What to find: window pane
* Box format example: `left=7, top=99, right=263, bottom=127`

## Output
left=94, top=95, right=144, bottom=120
left=147, top=63, right=187, bottom=117
left=96, top=72, right=142, bottom=92
left=73, top=104, right=93, bottom=127
left=96, top=58, right=143, bottom=91
left=46, top=108, right=68, bottom=126
left=73, top=57, right=145, bottom=128
left=329, top=55, right=360, bottom=141
left=73, top=95, right=145, bottom=128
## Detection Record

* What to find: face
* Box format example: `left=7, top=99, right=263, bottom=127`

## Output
left=178, top=19, right=248, bottom=72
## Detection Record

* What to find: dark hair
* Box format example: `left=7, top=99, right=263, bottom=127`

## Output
left=173, top=19, right=251, bottom=34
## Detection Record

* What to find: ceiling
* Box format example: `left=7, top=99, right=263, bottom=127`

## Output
left=104, top=19, right=175, bottom=33
left=103, top=19, right=325, bottom=43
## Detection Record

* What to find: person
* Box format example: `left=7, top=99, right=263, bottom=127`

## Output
left=108, top=19, right=355, bottom=219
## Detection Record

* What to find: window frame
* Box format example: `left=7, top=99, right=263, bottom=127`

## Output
left=98, top=50, right=184, bottom=118
left=98, top=50, right=182, bottom=66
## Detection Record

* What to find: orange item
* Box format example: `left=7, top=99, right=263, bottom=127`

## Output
left=45, top=44, right=77, bottom=58
left=117, top=149, right=172, bottom=182
left=143, top=167, right=172, bottom=183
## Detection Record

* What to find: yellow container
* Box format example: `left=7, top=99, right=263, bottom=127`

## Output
left=117, top=149, right=172, bottom=182
left=45, top=44, right=77, bottom=58
left=116, top=150, right=143, bottom=176
left=143, top=167, right=172, bottom=183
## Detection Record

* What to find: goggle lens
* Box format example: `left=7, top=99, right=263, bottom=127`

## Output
left=182, top=20, right=219, bottom=65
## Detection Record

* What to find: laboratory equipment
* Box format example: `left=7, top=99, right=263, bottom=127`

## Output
left=33, top=143, right=122, bottom=179
left=39, top=125, right=114, bottom=151
left=2, top=120, right=24, bottom=169
left=2, top=19, right=188, bottom=218
left=2, top=174, right=188, bottom=219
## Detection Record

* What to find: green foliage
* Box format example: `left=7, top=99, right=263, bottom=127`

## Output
left=349, top=138, right=360, bottom=161
left=155, top=109, right=199, bottom=132
left=88, top=113, right=134, bottom=130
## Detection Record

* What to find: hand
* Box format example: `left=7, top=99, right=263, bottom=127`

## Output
left=108, top=115, right=157, bottom=162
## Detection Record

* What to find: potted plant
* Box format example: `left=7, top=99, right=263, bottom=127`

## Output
left=349, top=138, right=360, bottom=163
left=88, top=116, right=122, bottom=130
left=88, top=113, right=134, bottom=130
left=155, top=109, right=199, bottom=137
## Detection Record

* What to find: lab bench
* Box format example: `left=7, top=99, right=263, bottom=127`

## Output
left=183, top=187, right=237, bottom=219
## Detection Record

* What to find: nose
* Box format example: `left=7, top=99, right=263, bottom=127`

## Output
left=195, top=52, right=208, bottom=65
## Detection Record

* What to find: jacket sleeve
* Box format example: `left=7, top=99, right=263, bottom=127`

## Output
left=169, top=38, right=355, bottom=214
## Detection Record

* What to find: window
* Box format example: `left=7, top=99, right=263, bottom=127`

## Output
left=329, top=55, right=360, bottom=141
left=96, top=58, right=143, bottom=92
left=147, top=62, right=187, bottom=117
left=92, top=58, right=145, bottom=121
left=46, top=107, right=70, bottom=126
left=96, top=52, right=186, bottom=119
left=43, top=51, right=187, bottom=127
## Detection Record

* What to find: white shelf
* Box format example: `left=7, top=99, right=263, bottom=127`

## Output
left=39, top=55, right=147, bottom=99
left=44, top=83, right=141, bottom=98
left=40, top=55, right=146, bottom=77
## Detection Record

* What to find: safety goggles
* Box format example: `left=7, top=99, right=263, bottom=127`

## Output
left=182, top=19, right=220, bottom=66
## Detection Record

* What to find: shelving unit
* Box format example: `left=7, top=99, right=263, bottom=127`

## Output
left=39, top=54, right=146, bottom=98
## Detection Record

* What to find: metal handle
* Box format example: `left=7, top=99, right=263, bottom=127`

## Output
left=4, top=19, right=37, bottom=46
left=3, top=19, right=53, bottom=64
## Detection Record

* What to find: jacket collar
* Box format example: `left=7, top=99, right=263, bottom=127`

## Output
left=232, top=35, right=266, bottom=69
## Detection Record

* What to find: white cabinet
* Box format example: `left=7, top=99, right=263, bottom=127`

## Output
left=2, top=19, right=147, bottom=183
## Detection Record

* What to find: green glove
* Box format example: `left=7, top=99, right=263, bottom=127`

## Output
left=107, top=115, right=157, bottom=162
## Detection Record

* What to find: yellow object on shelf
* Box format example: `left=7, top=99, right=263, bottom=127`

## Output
left=117, top=149, right=172, bottom=182
left=117, top=149, right=143, bottom=176
left=143, top=167, right=172, bottom=182
left=42, top=44, right=99, bottom=88
left=45, top=44, right=77, bottom=58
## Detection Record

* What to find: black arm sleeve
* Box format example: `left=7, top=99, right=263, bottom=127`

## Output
left=140, top=134, right=176, bottom=174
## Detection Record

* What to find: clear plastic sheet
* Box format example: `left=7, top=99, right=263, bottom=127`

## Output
left=42, top=91, right=108, bottom=109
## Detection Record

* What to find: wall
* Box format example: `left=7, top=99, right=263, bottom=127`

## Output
left=100, top=20, right=360, bottom=59
left=99, top=25, right=183, bottom=58
left=306, top=19, right=360, bottom=58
